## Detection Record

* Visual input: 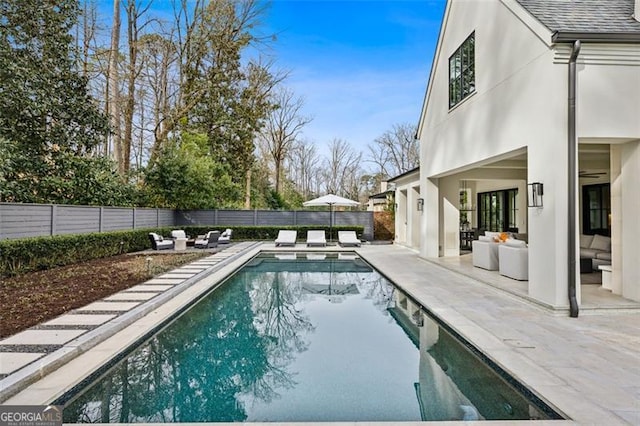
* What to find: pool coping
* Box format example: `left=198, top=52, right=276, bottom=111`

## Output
left=0, top=241, right=262, bottom=403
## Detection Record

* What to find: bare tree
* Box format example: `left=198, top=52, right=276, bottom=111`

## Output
left=322, top=138, right=362, bottom=200
left=258, top=87, right=312, bottom=194
left=286, top=139, right=319, bottom=200
left=367, top=122, right=419, bottom=178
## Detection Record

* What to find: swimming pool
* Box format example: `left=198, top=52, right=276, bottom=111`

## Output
left=58, top=252, right=562, bottom=422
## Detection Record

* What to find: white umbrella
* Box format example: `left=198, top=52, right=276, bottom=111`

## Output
left=303, top=194, right=360, bottom=241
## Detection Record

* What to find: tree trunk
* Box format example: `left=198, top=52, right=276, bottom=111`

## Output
left=245, top=168, right=251, bottom=209
left=122, top=0, right=138, bottom=175
left=107, top=0, right=122, bottom=172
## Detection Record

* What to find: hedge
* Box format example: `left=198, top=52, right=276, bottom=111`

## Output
left=0, top=225, right=364, bottom=277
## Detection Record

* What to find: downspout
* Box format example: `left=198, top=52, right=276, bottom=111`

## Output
left=568, top=40, right=581, bottom=318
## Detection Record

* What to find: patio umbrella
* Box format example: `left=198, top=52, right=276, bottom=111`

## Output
left=303, top=193, right=360, bottom=241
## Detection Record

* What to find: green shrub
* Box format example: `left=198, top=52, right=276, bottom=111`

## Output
left=0, top=228, right=172, bottom=277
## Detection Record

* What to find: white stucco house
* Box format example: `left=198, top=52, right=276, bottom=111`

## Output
left=415, top=0, right=640, bottom=314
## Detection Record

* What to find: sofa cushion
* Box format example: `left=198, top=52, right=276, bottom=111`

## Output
left=478, top=235, right=494, bottom=242
left=580, top=234, right=594, bottom=249
left=590, top=234, right=611, bottom=252
left=580, top=248, right=601, bottom=259
left=596, top=252, right=612, bottom=261
left=485, top=231, right=501, bottom=239
left=505, top=239, right=527, bottom=248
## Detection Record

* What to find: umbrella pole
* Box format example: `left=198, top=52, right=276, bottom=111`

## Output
left=329, top=203, right=333, bottom=243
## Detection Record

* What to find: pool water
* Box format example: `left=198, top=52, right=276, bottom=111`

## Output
left=60, top=252, right=561, bottom=423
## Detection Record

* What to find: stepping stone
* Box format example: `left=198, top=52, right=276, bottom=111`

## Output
left=104, top=293, right=156, bottom=301
left=0, top=352, right=45, bottom=375
left=76, top=301, right=140, bottom=312
left=146, top=278, right=183, bottom=285
left=43, top=314, right=116, bottom=326
left=1, top=329, right=86, bottom=346
left=160, top=273, right=196, bottom=279
left=123, top=285, right=173, bottom=292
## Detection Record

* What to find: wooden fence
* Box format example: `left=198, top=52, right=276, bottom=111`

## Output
left=0, top=203, right=374, bottom=241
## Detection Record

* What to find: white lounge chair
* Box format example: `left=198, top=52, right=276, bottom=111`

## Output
left=275, top=230, right=297, bottom=247
left=338, top=231, right=361, bottom=247
left=306, top=230, right=327, bottom=247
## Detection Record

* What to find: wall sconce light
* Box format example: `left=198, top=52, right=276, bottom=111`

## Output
left=417, top=198, right=424, bottom=211
left=527, top=182, right=544, bottom=207
left=412, top=308, right=424, bottom=327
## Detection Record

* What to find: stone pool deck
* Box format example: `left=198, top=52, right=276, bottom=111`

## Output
left=1, top=243, right=638, bottom=425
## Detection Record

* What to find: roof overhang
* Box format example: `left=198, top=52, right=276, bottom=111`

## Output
left=552, top=31, right=640, bottom=43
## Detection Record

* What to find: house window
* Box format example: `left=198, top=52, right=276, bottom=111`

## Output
left=449, top=32, right=475, bottom=108
left=477, top=188, right=518, bottom=232
left=582, top=183, right=610, bottom=236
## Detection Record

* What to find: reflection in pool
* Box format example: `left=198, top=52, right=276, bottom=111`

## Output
left=60, top=252, right=562, bottom=423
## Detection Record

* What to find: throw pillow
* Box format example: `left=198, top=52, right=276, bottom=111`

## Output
left=590, top=234, right=611, bottom=252
left=580, top=234, right=594, bottom=248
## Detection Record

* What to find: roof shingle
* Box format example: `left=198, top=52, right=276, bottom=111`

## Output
left=516, top=0, right=640, bottom=36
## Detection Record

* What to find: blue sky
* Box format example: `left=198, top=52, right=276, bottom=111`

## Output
left=260, top=0, right=446, bottom=158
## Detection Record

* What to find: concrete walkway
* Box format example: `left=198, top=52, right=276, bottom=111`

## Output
left=357, top=245, right=640, bottom=425
left=1, top=243, right=638, bottom=425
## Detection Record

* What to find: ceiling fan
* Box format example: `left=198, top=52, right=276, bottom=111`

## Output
left=579, top=170, right=607, bottom=178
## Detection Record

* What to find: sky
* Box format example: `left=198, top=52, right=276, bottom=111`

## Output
left=259, top=0, right=446, bottom=158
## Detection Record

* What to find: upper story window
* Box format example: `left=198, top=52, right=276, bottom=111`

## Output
left=449, top=32, right=475, bottom=108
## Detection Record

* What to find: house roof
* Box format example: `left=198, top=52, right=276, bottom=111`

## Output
left=516, top=0, right=640, bottom=42
left=387, top=166, right=420, bottom=183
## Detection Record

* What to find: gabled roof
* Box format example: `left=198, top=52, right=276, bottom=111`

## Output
left=516, top=0, right=640, bottom=42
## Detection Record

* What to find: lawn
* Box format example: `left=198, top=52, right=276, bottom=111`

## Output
left=0, top=251, right=209, bottom=339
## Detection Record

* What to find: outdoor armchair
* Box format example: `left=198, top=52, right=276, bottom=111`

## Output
left=219, top=228, right=233, bottom=244
left=148, top=232, right=174, bottom=250
left=194, top=231, right=220, bottom=249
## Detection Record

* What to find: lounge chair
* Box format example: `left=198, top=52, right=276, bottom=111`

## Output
left=194, top=230, right=220, bottom=249
left=219, top=228, right=233, bottom=244
left=275, top=230, right=297, bottom=247
left=148, top=232, right=174, bottom=250
left=306, top=230, right=327, bottom=247
left=338, top=231, right=361, bottom=247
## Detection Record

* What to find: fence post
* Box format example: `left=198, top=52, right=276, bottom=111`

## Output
left=156, top=208, right=160, bottom=227
left=51, top=204, right=57, bottom=236
left=293, top=210, right=297, bottom=226
left=99, top=207, right=104, bottom=232
left=254, top=209, right=258, bottom=225
left=132, top=207, right=136, bottom=229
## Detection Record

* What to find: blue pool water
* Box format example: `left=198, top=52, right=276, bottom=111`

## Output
left=60, top=252, right=561, bottom=422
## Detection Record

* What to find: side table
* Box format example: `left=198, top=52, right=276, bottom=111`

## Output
left=174, top=238, right=187, bottom=251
